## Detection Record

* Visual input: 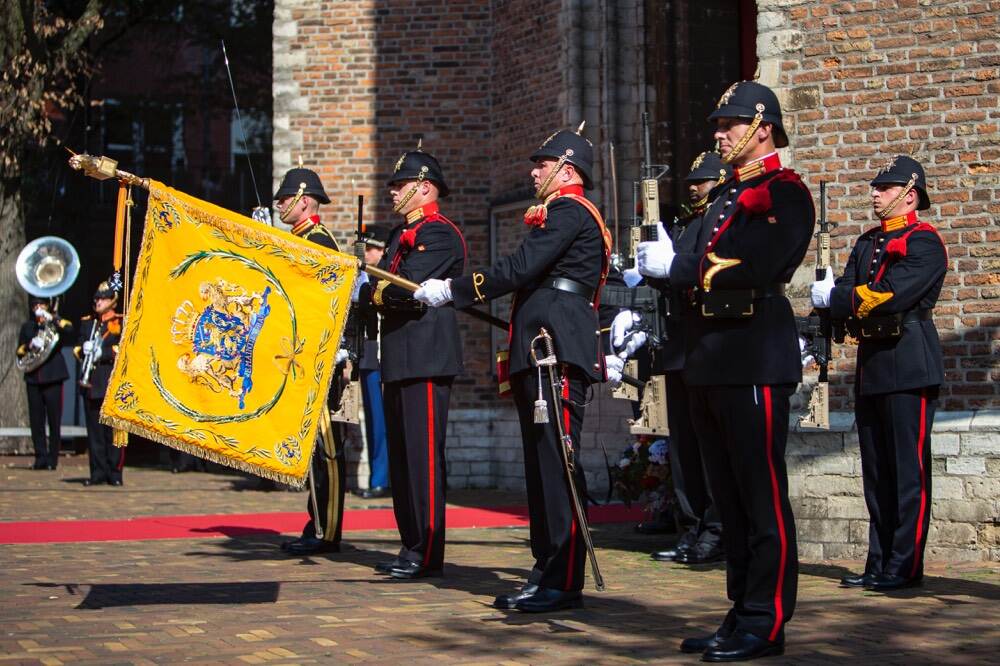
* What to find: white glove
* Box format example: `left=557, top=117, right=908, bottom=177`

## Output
left=91, top=345, right=103, bottom=362
left=799, top=336, right=814, bottom=368
left=413, top=278, right=453, bottom=307
left=810, top=267, right=835, bottom=308
left=83, top=340, right=95, bottom=354
left=636, top=223, right=675, bottom=279
left=611, top=310, right=639, bottom=350
left=34, top=308, right=53, bottom=323
left=605, top=354, right=625, bottom=387
left=334, top=349, right=350, bottom=365
left=623, top=331, right=648, bottom=357
left=29, top=336, right=44, bottom=351
left=622, top=267, right=643, bottom=288
left=351, top=272, right=369, bottom=303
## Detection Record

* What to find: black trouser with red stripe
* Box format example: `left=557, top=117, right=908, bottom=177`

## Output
left=855, top=386, right=937, bottom=580
left=27, top=381, right=63, bottom=468
left=384, top=376, right=452, bottom=570
left=688, top=383, right=798, bottom=642
left=511, top=366, right=588, bottom=592
left=84, top=397, right=123, bottom=483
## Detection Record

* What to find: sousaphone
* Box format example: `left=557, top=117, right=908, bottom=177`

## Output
left=15, top=236, right=80, bottom=372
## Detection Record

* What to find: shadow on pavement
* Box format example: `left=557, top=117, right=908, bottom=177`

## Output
left=26, top=581, right=281, bottom=609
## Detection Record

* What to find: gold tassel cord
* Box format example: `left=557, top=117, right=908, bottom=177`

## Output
left=113, top=184, right=134, bottom=448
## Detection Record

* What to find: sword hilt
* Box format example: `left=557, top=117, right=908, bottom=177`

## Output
left=529, top=327, right=558, bottom=367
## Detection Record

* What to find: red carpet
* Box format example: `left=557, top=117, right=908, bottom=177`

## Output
left=0, top=504, right=644, bottom=544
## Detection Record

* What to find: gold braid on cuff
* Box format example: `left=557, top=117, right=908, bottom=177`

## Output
left=472, top=273, right=487, bottom=303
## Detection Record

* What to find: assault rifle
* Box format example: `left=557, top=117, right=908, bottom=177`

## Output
left=602, top=111, right=670, bottom=350
left=798, top=181, right=835, bottom=430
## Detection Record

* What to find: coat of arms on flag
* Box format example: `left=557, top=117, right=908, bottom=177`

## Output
left=100, top=181, right=357, bottom=486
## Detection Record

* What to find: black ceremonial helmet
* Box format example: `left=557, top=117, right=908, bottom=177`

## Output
left=273, top=167, right=330, bottom=204
left=870, top=155, right=930, bottom=213
left=389, top=141, right=449, bottom=197
left=273, top=166, right=329, bottom=223
left=530, top=121, right=595, bottom=195
left=684, top=151, right=732, bottom=184
left=709, top=81, right=788, bottom=161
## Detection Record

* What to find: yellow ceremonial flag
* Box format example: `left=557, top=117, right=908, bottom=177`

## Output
left=100, top=181, right=357, bottom=486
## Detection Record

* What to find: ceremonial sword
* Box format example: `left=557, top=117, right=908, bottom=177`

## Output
left=530, top=327, right=605, bottom=592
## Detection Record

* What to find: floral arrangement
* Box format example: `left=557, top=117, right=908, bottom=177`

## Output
left=609, top=436, right=676, bottom=515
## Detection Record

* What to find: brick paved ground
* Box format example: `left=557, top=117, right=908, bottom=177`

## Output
left=1, top=455, right=998, bottom=665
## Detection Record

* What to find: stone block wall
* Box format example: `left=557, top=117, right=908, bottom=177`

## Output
left=787, top=411, right=1000, bottom=562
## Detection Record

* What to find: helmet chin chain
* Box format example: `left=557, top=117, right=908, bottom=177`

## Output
left=535, top=150, right=572, bottom=200
left=875, top=174, right=917, bottom=219
left=392, top=167, right=428, bottom=214
left=721, top=104, right=764, bottom=165
left=278, top=182, right=306, bottom=223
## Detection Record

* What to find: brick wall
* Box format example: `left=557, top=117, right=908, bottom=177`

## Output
left=757, top=0, right=1000, bottom=411
left=273, top=1, right=999, bottom=560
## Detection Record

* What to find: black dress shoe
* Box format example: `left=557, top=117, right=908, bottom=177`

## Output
left=839, top=571, right=875, bottom=588
left=865, top=573, right=922, bottom=591
left=676, top=545, right=725, bottom=565
left=388, top=560, right=442, bottom=579
left=284, top=537, right=341, bottom=555
left=374, top=558, right=406, bottom=574
left=360, top=486, right=390, bottom=499
left=680, top=632, right=726, bottom=654
left=109, top=480, right=123, bottom=486
left=513, top=587, right=583, bottom=613
left=83, top=479, right=103, bottom=487
left=31, top=462, right=46, bottom=470
left=702, top=630, right=784, bottom=662
left=493, top=584, right=539, bottom=609
left=652, top=545, right=690, bottom=562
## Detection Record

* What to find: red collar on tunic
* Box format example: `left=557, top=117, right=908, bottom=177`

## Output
left=734, top=152, right=782, bottom=183
left=404, top=201, right=440, bottom=224
left=291, top=215, right=321, bottom=237
left=880, top=210, right=918, bottom=233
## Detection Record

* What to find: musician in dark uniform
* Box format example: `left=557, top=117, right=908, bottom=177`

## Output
left=811, top=156, right=946, bottom=592
left=75, top=281, right=124, bottom=486
left=274, top=167, right=348, bottom=556
left=613, top=151, right=730, bottom=565
left=416, top=127, right=611, bottom=612
left=637, top=82, right=813, bottom=660
left=354, top=224, right=391, bottom=499
left=357, top=147, right=465, bottom=579
left=18, top=297, right=73, bottom=470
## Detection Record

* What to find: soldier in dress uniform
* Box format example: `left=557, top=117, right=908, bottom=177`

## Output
left=636, top=81, right=813, bottom=660
left=613, top=151, right=731, bottom=566
left=415, top=126, right=611, bottom=612
left=18, top=298, right=73, bottom=470
left=273, top=167, right=348, bottom=556
left=354, top=224, right=391, bottom=499
left=75, top=281, right=124, bottom=486
left=811, top=156, right=946, bottom=592
left=357, top=146, right=465, bottom=579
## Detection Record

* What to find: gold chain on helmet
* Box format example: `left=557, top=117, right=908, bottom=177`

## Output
left=392, top=166, right=429, bottom=213
left=875, top=173, right=918, bottom=219
left=535, top=149, right=573, bottom=200
left=279, top=182, right=307, bottom=222
left=722, top=103, right=765, bottom=165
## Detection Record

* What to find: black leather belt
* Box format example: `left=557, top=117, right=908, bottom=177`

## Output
left=902, top=309, right=934, bottom=323
left=845, top=308, right=933, bottom=339
left=546, top=277, right=594, bottom=301
left=696, top=284, right=786, bottom=319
